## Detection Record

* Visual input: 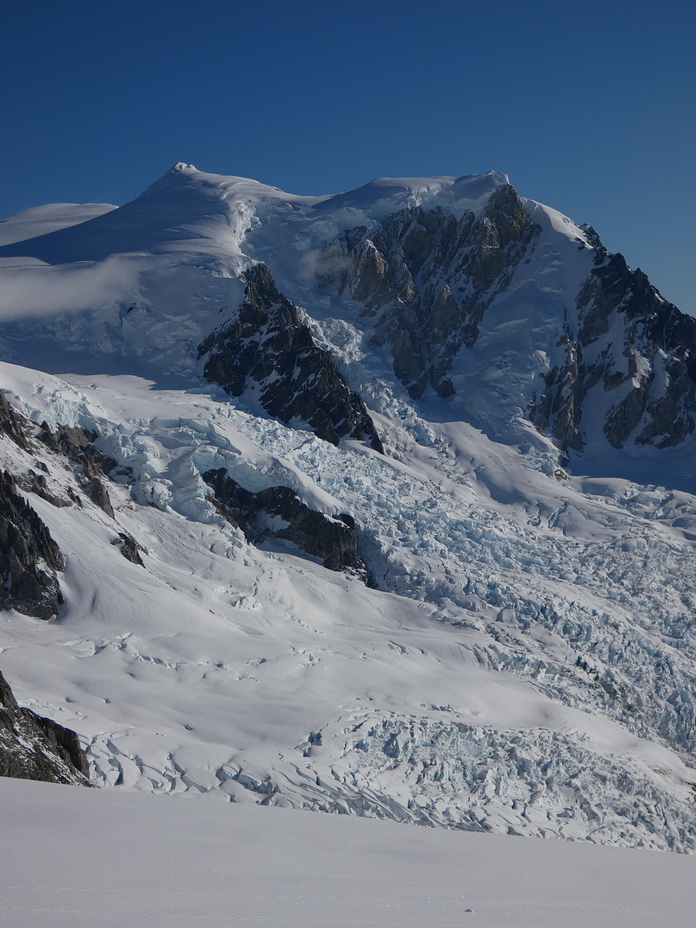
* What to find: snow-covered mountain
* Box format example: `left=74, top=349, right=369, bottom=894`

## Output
left=2, top=164, right=696, bottom=851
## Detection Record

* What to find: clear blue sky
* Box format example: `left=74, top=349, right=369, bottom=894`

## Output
left=2, top=0, right=695, bottom=312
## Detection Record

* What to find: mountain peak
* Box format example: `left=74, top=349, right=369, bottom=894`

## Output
left=171, top=161, right=198, bottom=174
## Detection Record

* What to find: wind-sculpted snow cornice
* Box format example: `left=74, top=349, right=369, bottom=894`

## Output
left=310, top=171, right=510, bottom=217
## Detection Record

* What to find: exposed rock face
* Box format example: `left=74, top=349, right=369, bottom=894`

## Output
left=89, top=477, right=115, bottom=517
left=198, top=264, right=384, bottom=452
left=0, top=390, right=31, bottom=451
left=203, top=468, right=370, bottom=581
left=111, top=531, right=147, bottom=566
left=316, top=183, right=696, bottom=456
left=38, top=421, right=117, bottom=515
left=0, top=470, right=65, bottom=619
left=531, top=248, right=696, bottom=453
left=317, top=185, right=538, bottom=398
left=16, top=470, right=72, bottom=508
left=38, top=421, right=95, bottom=457
left=529, top=337, right=585, bottom=455
left=0, top=669, right=91, bottom=785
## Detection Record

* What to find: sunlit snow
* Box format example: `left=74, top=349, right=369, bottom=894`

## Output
left=4, top=777, right=695, bottom=928
left=1, top=165, right=696, bottom=860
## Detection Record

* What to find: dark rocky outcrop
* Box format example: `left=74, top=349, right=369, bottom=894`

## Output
left=38, top=422, right=121, bottom=476
left=531, top=246, right=696, bottom=454
left=0, top=669, right=92, bottom=785
left=317, top=185, right=539, bottom=398
left=89, top=477, right=114, bottom=517
left=0, top=395, right=90, bottom=509
left=38, top=421, right=95, bottom=457
left=16, top=470, right=72, bottom=508
left=203, top=468, right=370, bottom=581
left=0, top=470, right=65, bottom=619
left=111, top=531, right=147, bottom=566
left=38, top=422, right=117, bottom=515
left=0, top=390, right=32, bottom=451
left=198, top=264, right=384, bottom=452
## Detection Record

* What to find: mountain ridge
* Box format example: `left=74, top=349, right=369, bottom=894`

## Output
left=4, top=164, right=695, bottom=479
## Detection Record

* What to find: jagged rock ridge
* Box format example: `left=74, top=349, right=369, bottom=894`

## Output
left=199, top=264, right=384, bottom=452
left=316, top=184, right=538, bottom=398
left=0, top=470, right=65, bottom=619
left=203, top=467, right=370, bottom=582
left=309, top=179, right=696, bottom=459
left=0, top=389, right=32, bottom=451
left=38, top=421, right=118, bottom=517
left=530, top=247, right=696, bottom=454
left=0, top=669, right=92, bottom=785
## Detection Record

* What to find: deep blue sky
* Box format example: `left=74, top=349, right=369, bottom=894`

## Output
left=2, top=0, right=695, bottom=312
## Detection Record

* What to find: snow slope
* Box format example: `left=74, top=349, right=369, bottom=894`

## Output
left=1, top=362, right=695, bottom=850
left=1, top=165, right=696, bottom=853
left=2, top=776, right=695, bottom=928
left=0, top=203, right=117, bottom=247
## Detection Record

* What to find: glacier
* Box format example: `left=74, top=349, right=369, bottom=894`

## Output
left=1, top=164, right=696, bottom=853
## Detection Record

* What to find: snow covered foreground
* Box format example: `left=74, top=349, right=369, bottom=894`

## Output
left=2, top=776, right=695, bottom=928
left=2, top=165, right=696, bottom=855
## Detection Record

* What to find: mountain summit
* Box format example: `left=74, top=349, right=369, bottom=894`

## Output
left=2, top=165, right=694, bottom=480
left=1, top=167, right=696, bottom=850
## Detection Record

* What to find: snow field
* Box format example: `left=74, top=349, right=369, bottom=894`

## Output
left=1, top=776, right=695, bottom=928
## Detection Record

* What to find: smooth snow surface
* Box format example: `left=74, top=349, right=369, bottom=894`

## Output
left=1, top=777, right=695, bottom=928
left=0, top=203, right=117, bottom=246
